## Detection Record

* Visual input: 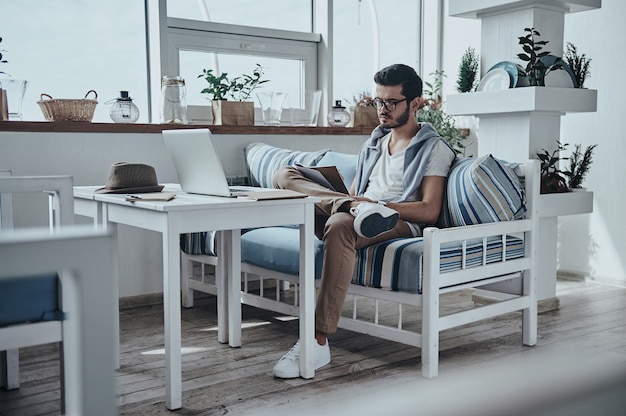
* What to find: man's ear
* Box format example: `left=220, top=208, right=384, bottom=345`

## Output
left=411, top=96, right=424, bottom=111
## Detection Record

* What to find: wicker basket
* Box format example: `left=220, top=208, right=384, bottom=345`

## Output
left=37, top=90, right=98, bottom=122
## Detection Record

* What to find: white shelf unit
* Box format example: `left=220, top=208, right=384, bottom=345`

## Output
left=447, top=0, right=600, bottom=305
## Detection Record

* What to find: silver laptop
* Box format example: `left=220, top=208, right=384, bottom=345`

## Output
left=162, top=128, right=241, bottom=197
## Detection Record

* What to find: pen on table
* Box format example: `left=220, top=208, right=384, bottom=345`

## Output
left=126, top=194, right=142, bottom=199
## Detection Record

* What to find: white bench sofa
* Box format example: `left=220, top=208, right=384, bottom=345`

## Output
left=180, top=142, right=540, bottom=378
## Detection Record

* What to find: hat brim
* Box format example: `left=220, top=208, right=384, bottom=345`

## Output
left=95, top=185, right=165, bottom=194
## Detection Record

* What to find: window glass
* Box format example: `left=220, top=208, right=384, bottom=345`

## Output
left=332, top=0, right=420, bottom=107
left=180, top=51, right=303, bottom=109
left=0, top=0, right=148, bottom=123
left=167, top=0, right=312, bottom=32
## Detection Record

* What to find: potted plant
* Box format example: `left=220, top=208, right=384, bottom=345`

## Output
left=346, top=91, right=378, bottom=128
left=418, top=70, right=466, bottom=155
left=562, top=143, right=597, bottom=189
left=516, top=27, right=562, bottom=86
left=564, top=42, right=592, bottom=88
left=456, top=47, right=479, bottom=93
left=537, top=141, right=597, bottom=193
left=198, top=63, right=268, bottom=125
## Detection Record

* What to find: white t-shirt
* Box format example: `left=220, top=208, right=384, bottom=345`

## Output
left=363, top=133, right=455, bottom=236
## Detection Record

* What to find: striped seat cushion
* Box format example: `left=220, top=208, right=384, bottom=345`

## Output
left=236, top=227, right=524, bottom=295
left=352, top=235, right=525, bottom=293
left=439, top=155, right=525, bottom=227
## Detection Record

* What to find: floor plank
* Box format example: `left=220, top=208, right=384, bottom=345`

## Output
left=1, top=278, right=625, bottom=415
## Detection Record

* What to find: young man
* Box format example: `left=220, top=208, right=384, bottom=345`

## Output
left=271, top=64, right=456, bottom=378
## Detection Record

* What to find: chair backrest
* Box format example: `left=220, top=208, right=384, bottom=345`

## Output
left=0, top=174, right=74, bottom=230
left=0, top=226, right=117, bottom=415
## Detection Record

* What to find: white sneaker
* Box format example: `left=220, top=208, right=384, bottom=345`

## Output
left=273, top=339, right=331, bottom=379
left=350, top=202, right=399, bottom=238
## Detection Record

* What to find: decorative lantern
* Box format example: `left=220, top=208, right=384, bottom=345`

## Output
left=109, top=91, right=140, bottom=123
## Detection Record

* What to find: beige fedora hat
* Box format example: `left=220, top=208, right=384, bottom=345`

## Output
left=96, top=162, right=164, bottom=194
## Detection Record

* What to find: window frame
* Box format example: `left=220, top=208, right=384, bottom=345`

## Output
left=146, top=0, right=323, bottom=123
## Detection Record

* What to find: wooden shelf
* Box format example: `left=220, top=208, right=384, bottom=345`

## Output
left=0, top=121, right=371, bottom=135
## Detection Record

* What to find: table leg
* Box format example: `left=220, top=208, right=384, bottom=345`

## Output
left=299, top=204, right=315, bottom=378
left=226, top=229, right=242, bottom=347
left=163, top=227, right=182, bottom=410
left=100, top=204, right=120, bottom=370
left=216, top=231, right=229, bottom=344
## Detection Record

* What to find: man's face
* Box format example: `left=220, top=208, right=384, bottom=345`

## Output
left=374, top=84, right=412, bottom=129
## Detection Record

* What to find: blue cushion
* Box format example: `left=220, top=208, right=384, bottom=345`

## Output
left=244, top=142, right=329, bottom=188
left=0, top=272, right=63, bottom=327
left=439, top=154, right=525, bottom=228
left=317, top=151, right=358, bottom=190
left=241, top=227, right=325, bottom=279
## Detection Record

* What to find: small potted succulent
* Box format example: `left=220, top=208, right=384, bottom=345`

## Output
left=198, top=63, right=268, bottom=125
left=516, top=27, right=562, bottom=86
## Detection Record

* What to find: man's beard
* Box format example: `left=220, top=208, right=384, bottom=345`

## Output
left=379, top=105, right=410, bottom=128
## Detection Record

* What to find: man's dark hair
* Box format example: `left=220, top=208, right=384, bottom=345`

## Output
left=373, top=64, right=423, bottom=100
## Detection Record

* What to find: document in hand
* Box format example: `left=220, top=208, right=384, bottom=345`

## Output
left=294, top=163, right=349, bottom=194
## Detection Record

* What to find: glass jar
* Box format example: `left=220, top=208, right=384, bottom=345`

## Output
left=327, top=100, right=350, bottom=127
left=160, top=76, right=187, bottom=124
left=109, top=91, right=140, bottom=123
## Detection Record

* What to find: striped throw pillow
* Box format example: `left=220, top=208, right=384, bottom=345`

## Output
left=439, top=154, right=525, bottom=227
left=244, top=142, right=329, bottom=188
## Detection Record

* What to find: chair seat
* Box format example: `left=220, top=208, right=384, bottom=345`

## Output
left=238, top=227, right=524, bottom=294
left=0, top=272, right=63, bottom=327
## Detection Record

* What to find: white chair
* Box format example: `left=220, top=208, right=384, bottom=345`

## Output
left=0, top=174, right=117, bottom=414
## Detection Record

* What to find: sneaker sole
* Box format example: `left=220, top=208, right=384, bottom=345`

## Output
left=356, top=212, right=399, bottom=238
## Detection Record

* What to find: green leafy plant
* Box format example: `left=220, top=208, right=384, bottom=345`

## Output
left=564, top=42, right=591, bottom=88
left=198, top=63, right=268, bottom=101
left=418, top=70, right=466, bottom=155
left=536, top=141, right=597, bottom=193
left=456, top=47, right=479, bottom=93
left=517, top=27, right=561, bottom=86
left=0, top=37, right=9, bottom=76
left=562, top=143, right=597, bottom=188
left=536, top=141, right=569, bottom=193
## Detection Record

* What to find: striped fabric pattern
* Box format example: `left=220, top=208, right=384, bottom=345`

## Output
left=352, top=235, right=525, bottom=293
left=244, top=142, right=329, bottom=188
left=439, top=155, right=525, bottom=228
left=180, top=230, right=216, bottom=256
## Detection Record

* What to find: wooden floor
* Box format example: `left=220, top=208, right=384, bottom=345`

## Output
left=2, top=277, right=626, bottom=416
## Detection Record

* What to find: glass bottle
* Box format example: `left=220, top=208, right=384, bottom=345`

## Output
left=160, top=76, right=187, bottom=124
left=109, top=91, right=140, bottom=123
left=327, top=100, right=350, bottom=127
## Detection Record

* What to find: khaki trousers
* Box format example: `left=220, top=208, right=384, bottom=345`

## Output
left=273, top=167, right=414, bottom=334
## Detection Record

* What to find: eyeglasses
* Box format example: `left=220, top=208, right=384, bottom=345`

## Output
left=372, top=97, right=408, bottom=111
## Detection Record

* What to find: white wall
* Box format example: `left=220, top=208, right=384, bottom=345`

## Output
left=442, top=0, right=626, bottom=285
left=0, top=131, right=367, bottom=297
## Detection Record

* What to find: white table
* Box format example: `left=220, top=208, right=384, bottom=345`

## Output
left=73, top=184, right=319, bottom=410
